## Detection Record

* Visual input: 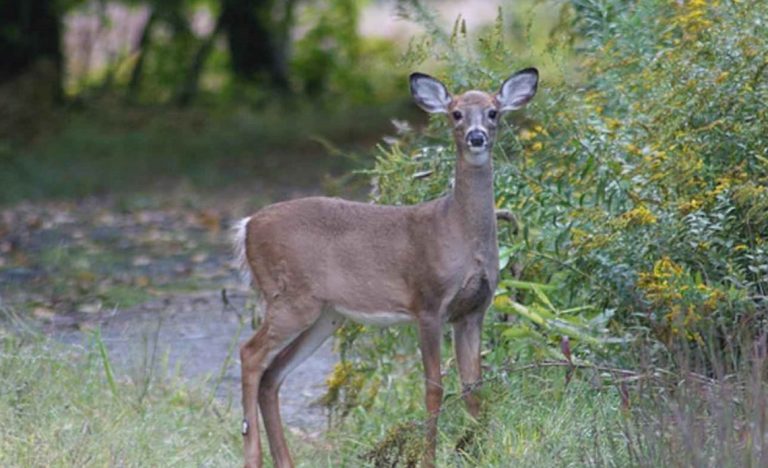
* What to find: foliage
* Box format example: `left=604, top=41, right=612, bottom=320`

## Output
left=327, top=362, right=628, bottom=466
left=319, top=2, right=768, bottom=459
left=0, top=101, right=401, bottom=204
left=325, top=338, right=768, bottom=466
left=349, top=0, right=768, bottom=373
left=292, top=0, right=402, bottom=105
left=524, top=0, right=768, bottom=354
left=59, top=0, right=405, bottom=107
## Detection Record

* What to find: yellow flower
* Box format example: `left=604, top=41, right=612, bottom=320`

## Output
left=326, top=361, right=353, bottom=389
left=675, top=0, right=715, bottom=35
left=605, top=118, right=622, bottom=131
left=715, top=71, right=730, bottom=83
left=678, top=198, right=702, bottom=214
left=617, top=205, right=657, bottom=228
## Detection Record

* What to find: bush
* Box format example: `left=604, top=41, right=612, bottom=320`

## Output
left=358, top=0, right=767, bottom=368
left=323, top=1, right=767, bottom=464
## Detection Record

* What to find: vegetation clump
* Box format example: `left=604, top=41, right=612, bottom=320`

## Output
left=327, top=0, right=768, bottom=465
left=366, top=0, right=767, bottom=366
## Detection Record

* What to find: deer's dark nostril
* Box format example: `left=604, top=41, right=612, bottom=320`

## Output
left=467, top=130, right=487, bottom=147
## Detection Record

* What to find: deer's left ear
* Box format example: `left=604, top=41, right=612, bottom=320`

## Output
left=496, top=68, right=539, bottom=112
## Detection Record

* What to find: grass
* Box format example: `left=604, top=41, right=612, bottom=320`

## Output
left=2, top=312, right=767, bottom=467
left=0, top=316, right=337, bottom=468
left=0, top=316, right=332, bottom=468
left=0, top=329, right=240, bottom=467
left=322, top=334, right=768, bottom=467
left=327, top=364, right=627, bottom=467
left=0, top=99, right=413, bottom=205
left=2, top=325, right=623, bottom=468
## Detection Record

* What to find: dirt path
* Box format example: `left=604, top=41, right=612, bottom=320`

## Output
left=0, top=192, right=339, bottom=435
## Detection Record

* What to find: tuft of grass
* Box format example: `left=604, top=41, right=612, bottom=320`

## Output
left=0, top=329, right=241, bottom=467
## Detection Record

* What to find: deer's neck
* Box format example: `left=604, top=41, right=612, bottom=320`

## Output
left=449, top=148, right=496, bottom=245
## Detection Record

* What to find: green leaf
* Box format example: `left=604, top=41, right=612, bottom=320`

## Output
left=499, top=279, right=557, bottom=291
left=531, top=286, right=558, bottom=314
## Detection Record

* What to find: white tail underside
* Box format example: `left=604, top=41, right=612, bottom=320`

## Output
left=232, top=217, right=252, bottom=286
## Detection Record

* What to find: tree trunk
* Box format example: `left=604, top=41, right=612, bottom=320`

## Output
left=175, top=13, right=225, bottom=106
left=0, top=0, right=62, bottom=99
left=220, top=0, right=289, bottom=90
left=126, top=9, right=159, bottom=102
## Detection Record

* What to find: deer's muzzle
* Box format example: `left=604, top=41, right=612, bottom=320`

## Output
left=466, top=129, right=488, bottom=149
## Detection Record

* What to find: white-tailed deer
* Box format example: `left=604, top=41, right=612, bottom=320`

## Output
left=232, top=68, right=538, bottom=467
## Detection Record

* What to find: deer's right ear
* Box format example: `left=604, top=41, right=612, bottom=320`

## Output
left=410, top=73, right=452, bottom=114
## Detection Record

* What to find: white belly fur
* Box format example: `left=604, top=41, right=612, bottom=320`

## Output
left=334, top=306, right=413, bottom=327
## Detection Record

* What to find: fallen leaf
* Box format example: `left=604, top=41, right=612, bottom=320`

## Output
left=134, top=276, right=150, bottom=287
left=132, top=255, right=151, bottom=266
left=76, top=270, right=97, bottom=284
left=196, top=209, right=221, bottom=233
left=77, top=321, right=97, bottom=332
left=191, top=253, right=208, bottom=263
left=32, top=306, right=55, bottom=320
left=78, top=302, right=102, bottom=314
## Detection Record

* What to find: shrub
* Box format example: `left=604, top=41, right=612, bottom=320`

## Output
left=335, top=0, right=768, bottom=390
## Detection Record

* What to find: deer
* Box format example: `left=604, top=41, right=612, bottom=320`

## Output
left=232, top=67, right=538, bottom=468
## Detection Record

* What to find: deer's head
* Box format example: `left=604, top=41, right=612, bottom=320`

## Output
left=410, top=68, right=539, bottom=166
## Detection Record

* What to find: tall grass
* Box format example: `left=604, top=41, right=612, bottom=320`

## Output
left=0, top=330, right=241, bottom=466
left=322, top=334, right=768, bottom=467
left=4, top=320, right=765, bottom=466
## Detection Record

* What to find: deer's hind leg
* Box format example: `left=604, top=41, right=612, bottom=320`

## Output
left=258, top=308, right=344, bottom=468
left=240, top=297, right=323, bottom=468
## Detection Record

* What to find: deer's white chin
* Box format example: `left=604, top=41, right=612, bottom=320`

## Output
left=464, top=148, right=490, bottom=165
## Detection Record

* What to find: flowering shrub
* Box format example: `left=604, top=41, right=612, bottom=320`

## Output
left=364, top=0, right=767, bottom=366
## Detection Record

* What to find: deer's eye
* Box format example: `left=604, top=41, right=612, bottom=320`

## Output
left=488, top=109, right=498, bottom=120
left=452, top=111, right=463, bottom=121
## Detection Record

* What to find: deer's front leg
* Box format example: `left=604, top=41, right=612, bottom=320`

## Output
left=418, top=315, right=443, bottom=468
left=452, top=310, right=485, bottom=418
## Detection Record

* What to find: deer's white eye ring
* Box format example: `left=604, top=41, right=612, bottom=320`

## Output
left=488, top=109, right=498, bottom=120
left=452, top=111, right=463, bottom=120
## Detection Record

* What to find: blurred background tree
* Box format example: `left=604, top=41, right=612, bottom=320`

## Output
left=0, top=0, right=403, bottom=108
left=0, top=0, right=412, bottom=199
left=0, top=0, right=63, bottom=96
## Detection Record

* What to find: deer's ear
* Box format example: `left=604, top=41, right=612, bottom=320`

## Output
left=410, top=73, right=452, bottom=114
left=497, top=68, right=539, bottom=112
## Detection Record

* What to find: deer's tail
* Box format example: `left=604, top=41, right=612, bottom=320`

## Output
left=231, top=217, right=252, bottom=287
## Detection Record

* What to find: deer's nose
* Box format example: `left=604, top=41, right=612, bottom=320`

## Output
left=467, top=130, right=487, bottom=148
